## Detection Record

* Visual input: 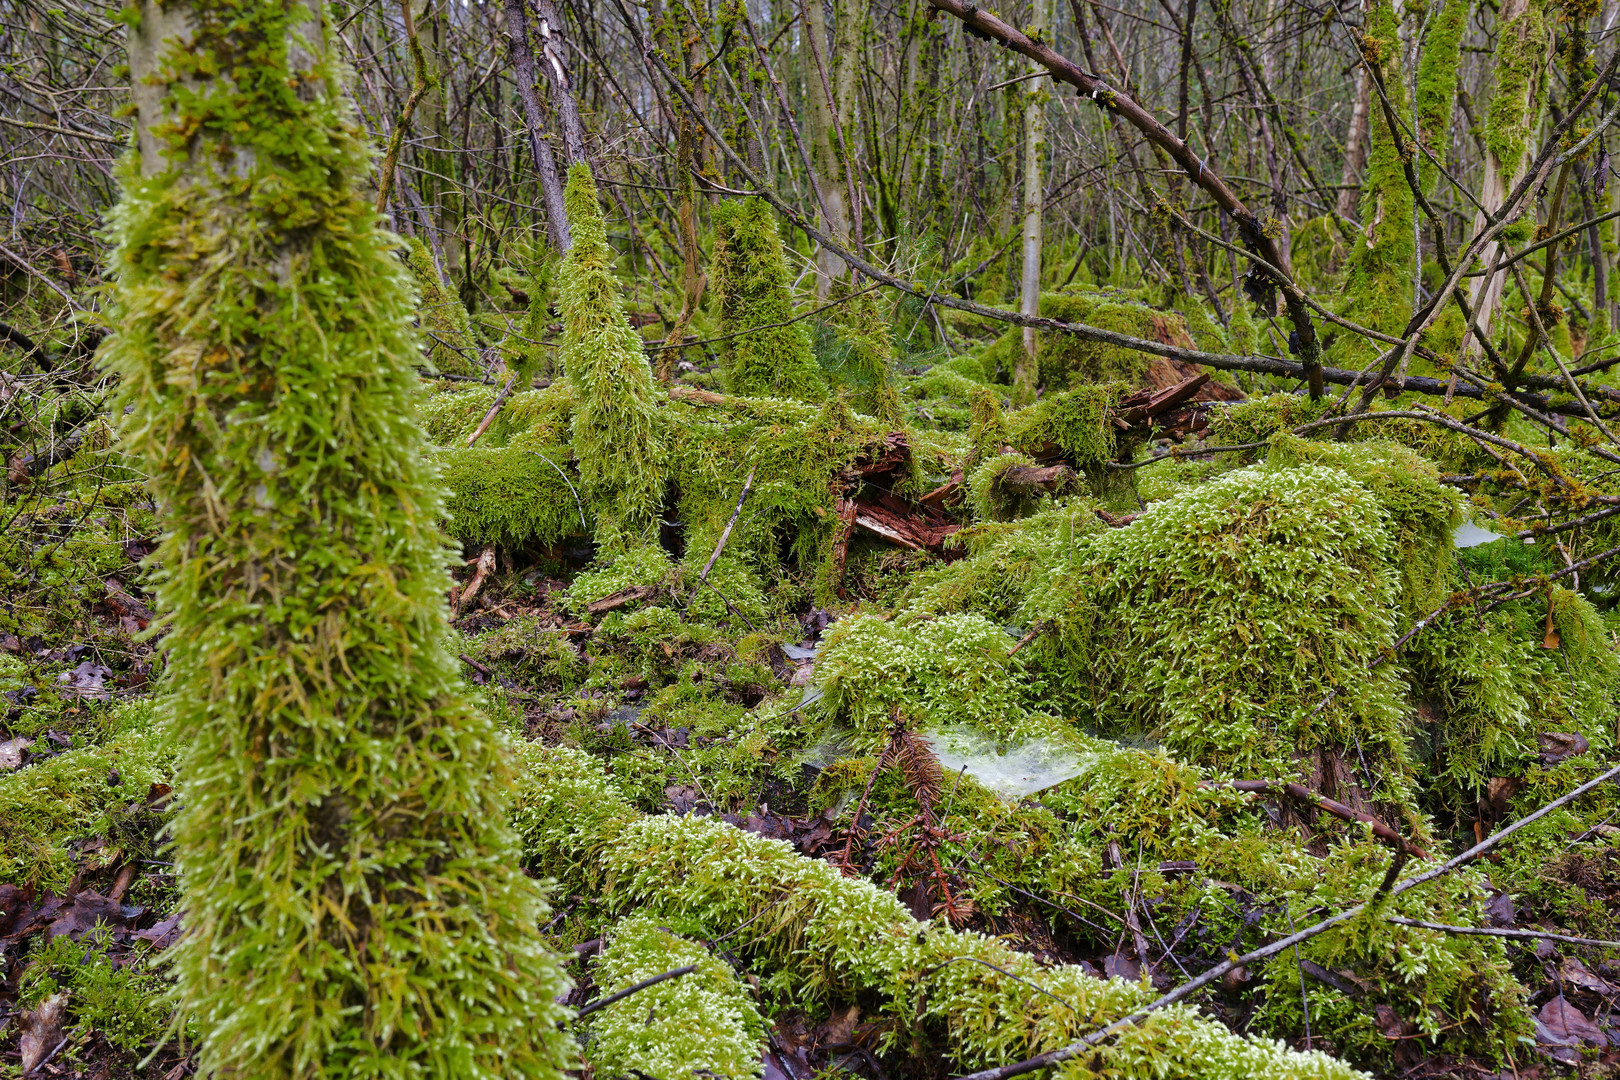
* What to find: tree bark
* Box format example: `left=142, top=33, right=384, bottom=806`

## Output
left=531, top=0, right=588, bottom=166
left=1017, top=0, right=1050, bottom=405
left=503, top=0, right=571, bottom=251
left=1464, top=0, right=1552, bottom=365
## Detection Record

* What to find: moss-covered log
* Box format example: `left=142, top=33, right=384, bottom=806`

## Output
left=515, top=744, right=1368, bottom=1079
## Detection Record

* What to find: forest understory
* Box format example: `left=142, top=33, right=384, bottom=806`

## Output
left=5, top=0, right=1620, bottom=1078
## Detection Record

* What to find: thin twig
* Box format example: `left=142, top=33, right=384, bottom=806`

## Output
left=574, top=964, right=698, bottom=1017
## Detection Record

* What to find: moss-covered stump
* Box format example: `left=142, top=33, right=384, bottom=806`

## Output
left=102, top=3, right=572, bottom=1075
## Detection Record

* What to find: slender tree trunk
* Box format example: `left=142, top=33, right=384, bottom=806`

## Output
left=1017, top=0, right=1051, bottom=405
left=1337, top=67, right=1372, bottom=221
left=803, top=0, right=855, bottom=296
left=1464, top=0, right=1552, bottom=363
left=504, top=0, right=571, bottom=250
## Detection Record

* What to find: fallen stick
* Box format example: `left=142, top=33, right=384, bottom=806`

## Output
left=465, top=372, right=519, bottom=448
left=1221, top=779, right=1431, bottom=859
left=683, top=467, right=755, bottom=616
left=574, top=964, right=698, bottom=1017
left=954, top=761, right=1620, bottom=1080
left=1383, top=917, right=1620, bottom=950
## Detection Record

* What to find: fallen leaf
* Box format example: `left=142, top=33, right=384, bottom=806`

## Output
left=57, top=659, right=112, bottom=700
left=18, top=991, right=68, bottom=1073
left=1537, top=732, right=1590, bottom=767
left=1557, top=956, right=1615, bottom=997
left=1538, top=997, right=1604, bottom=1046
left=46, top=889, right=128, bottom=942
left=1374, top=1004, right=1417, bottom=1040
left=1484, top=890, right=1516, bottom=928
left=135, top=911, right=183, bottom=950
left=0, top=735, right=33, bottom=770
left=815, top=1004, right=861, bottom=1048
left=1104, top=952, right=1141, bottom=982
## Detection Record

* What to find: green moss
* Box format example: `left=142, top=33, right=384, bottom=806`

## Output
left=1022, top=465, right=1419, bottom=788
left=1264, top=434, right=1463, bottom=615
left=18, top=928, right=180, bottom=1056
left=1415, top=0, right=1469, bottom=192
left=0, top=704, right=172, bottom=890
left=587, top=914, right=765, bottom=1078
left=463, top=615, right=582, bottom=691
left=817, top=288, right=903, bottom=423
left=403, top=237, right=477, bottom=376
left=1485, top=0, right=1550, bottom=167
left=560, top=163, right=666, bottom=550
left=815, top=611, right=1049, bottom=749
left=975, top=291, right=1181, bottom=389
left=565, top=544, right=675, bottom=616
left=1338, top=0, right=1416, bottom=368
left=436, top=444, right=586, bottom=547
left=512, top=745, right=1368, bottom=1079
left=710, top=197, right=827, bottom=402
left=100, top=3, right=572, bottom=1073
left=1206, top=394, right=1338, bottom=460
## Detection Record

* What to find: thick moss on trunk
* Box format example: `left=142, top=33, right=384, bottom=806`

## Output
left=558, top=163, right=665, bottom=551
left=1337, top=0, right=1415, bottom=368
left=103, top=3, right=572, bottom=1076
left=710, top=196, right=828, bottom=402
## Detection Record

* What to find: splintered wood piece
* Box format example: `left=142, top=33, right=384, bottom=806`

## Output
left=585, top=584, right=659, bottom=615
left=457, top=546, right=496, bottom=610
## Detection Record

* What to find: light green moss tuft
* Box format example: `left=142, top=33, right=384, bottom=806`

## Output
left=587, top=914, right=765, bottom=1078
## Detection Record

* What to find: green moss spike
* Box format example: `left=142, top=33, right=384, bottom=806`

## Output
left=403, top=237, right=478, bottom=376
left=557, top=163, right=667, bottom=551
left=710, top=197, right=829, bottom=401
left=100, top=3, right=573, bottom=1075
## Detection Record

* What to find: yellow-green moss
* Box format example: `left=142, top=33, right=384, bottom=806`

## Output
left=711, top=197, right=827, bottom=402
left=560, top=164, right=666, bottom=550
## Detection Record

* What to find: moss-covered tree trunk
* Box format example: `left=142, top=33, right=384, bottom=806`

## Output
left=107, top=3, right=572, bottom=1075
left=1464, top=0, right=1552, bottom=359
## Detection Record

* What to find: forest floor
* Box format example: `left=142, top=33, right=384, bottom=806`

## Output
left=4, top=300, right=1620, bottom=1080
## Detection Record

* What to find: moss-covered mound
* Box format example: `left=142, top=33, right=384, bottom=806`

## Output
left=972, top=291, right=1195, bottom=389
